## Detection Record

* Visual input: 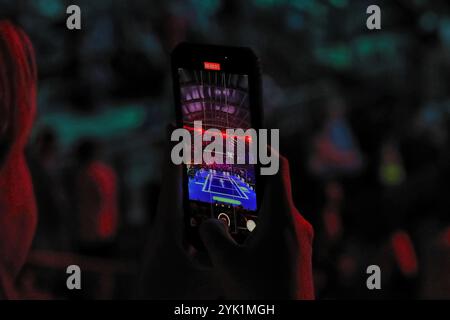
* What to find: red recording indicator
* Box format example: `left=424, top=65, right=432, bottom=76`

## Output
left=204, top=61, right=221, bottom=71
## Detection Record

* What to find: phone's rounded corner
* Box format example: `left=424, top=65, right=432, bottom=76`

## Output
left=170, top=42, right=190, bottom=62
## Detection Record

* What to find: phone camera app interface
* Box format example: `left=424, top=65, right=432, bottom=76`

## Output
left=179, top=67, right=257, bottom=240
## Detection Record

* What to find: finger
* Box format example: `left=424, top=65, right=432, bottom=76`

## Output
left=292, top=213, right=315, bottom=299
left=268, top=147, right=295, bottom=209
left=199, top=219, right=239, bottom=266
left=252, top=151, right=293, bottom=241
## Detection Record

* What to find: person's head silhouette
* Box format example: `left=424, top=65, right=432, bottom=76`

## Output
left=0, top=21, right=38, bottom=298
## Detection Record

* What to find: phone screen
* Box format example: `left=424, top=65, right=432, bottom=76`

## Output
left=178, top=66, right=258, bottom=241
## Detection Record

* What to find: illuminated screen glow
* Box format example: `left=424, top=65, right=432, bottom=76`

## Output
left=178, top=67, right=257, bottom=236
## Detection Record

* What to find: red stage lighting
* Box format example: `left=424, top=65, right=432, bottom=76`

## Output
left=204, top=61, right=221, bottom=71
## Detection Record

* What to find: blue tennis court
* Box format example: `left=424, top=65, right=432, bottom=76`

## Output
left=188, top=169, right=257, bottom=211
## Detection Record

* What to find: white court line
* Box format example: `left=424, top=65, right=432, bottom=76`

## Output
left=204, top=173, right=246, bottom=199
left=202, top=174, right=210, bottom=192
left=210, top=185, right=235, bottom=190
left=229, top=176, right=249, bottom=199
left=199, top=172, right=253, bottom=202
left=210, top=179, right=235, bottom=190
left=209, top=175, right=232, bottom=192
left=205, top=189, right=245, bottom=199
left=207, top=173, right=213, bottom=192
left=227, top=175, right=245, bottom=198
left=223, top=175, right=244, bottom=198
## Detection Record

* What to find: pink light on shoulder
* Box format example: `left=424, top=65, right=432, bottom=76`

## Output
left=391, top=230, right=418, bottom=277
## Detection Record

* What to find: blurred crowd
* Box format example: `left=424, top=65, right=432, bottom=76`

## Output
left=1, top=0, right=449, bottom=298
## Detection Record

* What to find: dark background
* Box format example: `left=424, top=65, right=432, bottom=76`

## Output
left=1, top=0, right=449, bottom=299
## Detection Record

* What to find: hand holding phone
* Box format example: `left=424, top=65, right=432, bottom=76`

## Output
left=140, top=145, right=314, bottom=299
left=199, top=152, right=315, bottom=299
left=140, top=44, right=314, bottom=299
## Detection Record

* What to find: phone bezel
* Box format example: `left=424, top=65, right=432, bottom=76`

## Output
left=171, top=42, right=263, bottom=247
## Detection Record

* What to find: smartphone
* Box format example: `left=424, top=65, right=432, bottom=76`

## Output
left=171, top=43, right=263, bottom=248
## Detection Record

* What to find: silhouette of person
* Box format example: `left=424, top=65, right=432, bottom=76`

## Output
left=74, top=139, right=119, bottom=256
left=0, top=21, right=38, bottom=299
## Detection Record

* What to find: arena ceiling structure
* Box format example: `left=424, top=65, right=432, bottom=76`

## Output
left=179, top=69, right=251, bottom=130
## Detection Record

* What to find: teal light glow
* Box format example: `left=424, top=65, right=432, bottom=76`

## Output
left=34, top=105, right=147, bottom=147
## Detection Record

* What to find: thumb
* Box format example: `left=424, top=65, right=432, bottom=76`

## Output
left=199, top=219, right=239, bottom=265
